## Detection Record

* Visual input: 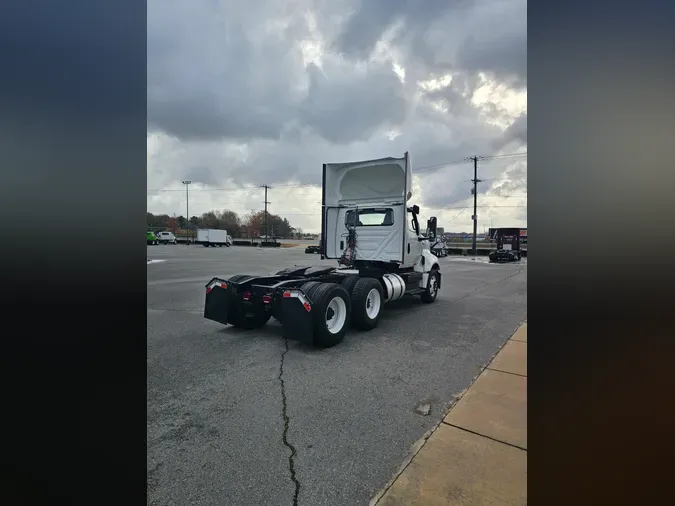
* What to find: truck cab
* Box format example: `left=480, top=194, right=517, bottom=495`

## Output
left=321, top=152, right=436, bottom=272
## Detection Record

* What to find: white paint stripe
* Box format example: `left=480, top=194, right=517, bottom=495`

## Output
left=147, top=259, right=167, bottom=265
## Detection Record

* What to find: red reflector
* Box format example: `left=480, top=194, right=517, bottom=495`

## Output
left=262, top=294, right=272, bottom=304
left=303, top=302, right=311, bottom=312
left=283, top=291, right=291, bottom=298
left=206, top=287, right=212, bottom=294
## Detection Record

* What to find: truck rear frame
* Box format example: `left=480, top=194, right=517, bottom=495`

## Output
left=204, top=262, right=441, bottom=348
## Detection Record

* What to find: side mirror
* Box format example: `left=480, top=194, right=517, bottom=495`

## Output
left=345, top=211, right=358, bottom=227
left=427, top=217, right=437, bottom=238
left=412, top=205, right=420, bottom=215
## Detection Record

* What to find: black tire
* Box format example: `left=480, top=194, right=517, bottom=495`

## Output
left=340, top=275, right=360, bottom=296
left=300, top=280, right=323, bottom=294
left=350, top=277, right=384, bottom=331
left=420, top=267, right=440, bottom=303
left=303, top=282, right=351, bottom=348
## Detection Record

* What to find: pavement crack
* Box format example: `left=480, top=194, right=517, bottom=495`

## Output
left=279, top=337, right=301, bottom=506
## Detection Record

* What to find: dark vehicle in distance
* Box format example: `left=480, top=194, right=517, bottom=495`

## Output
left=305, top=240, right=322, bottom=254
left=488, top=227, right=523, bottom=263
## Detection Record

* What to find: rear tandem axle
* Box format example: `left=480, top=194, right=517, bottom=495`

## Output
left=204, top=264, right=441, bottom=348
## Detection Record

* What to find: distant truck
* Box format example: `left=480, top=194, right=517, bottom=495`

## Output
left=305, top=240, right=322, bottom=254
left=147, top=231, right=159, bottom=245
left=197, top=229, right=232, bottom=247
left=488, top=228, right=523, bottom=263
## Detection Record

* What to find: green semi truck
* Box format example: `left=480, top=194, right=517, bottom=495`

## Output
left=147, top=231, right=159, bottom=245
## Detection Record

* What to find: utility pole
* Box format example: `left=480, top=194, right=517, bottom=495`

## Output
left=182, top=180, right=191, bottom=243
left=468, top=156, right=482, bottom=256
left=261, top=184, right=271, bottom=240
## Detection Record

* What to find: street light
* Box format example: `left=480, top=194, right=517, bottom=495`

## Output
left=182, top=180, right=191, bottom=243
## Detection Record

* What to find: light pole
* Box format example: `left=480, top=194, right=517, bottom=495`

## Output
left=182, top=180, right=191, bottom=243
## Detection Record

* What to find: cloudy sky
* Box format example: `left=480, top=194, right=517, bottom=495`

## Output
left=147, top=0, right=527, bottom=234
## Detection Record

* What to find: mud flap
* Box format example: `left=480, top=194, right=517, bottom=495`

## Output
left=280, top=290, right=315, bottom=345
left=204, top=278, right=234, bottom=325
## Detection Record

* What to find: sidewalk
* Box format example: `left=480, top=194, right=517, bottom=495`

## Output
left=372, top=322, right=527, bottom=506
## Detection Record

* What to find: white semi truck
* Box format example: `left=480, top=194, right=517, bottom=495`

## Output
left=197, top=229, right=232, bottom=247
left=203, top=152, right=442, bottom=348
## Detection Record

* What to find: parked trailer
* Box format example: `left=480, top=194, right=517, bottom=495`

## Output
left=197, top=229, right=231, bottom=247
left=204, top=152, right=443, bottom=348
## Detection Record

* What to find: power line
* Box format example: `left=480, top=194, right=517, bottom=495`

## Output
left=415, top=151, right=527, bottom=174
left=148, top=187, right=262, bottom=193
left=481, top=151, right=527, bottom=160
left=267, top=205, right=526, bottom=216
left=147, top=150, right=528, bottom=194
left=446, top=207, right=468, bottom=223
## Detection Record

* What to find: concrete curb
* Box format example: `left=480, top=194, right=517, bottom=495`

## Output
left=370, top=319, right=527, bottom=506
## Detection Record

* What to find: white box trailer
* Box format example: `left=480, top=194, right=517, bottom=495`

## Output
left=197, top=229, right=231, bottom=247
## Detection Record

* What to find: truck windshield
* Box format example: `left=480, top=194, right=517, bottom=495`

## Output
left=345, top=208, right=393, bottom=227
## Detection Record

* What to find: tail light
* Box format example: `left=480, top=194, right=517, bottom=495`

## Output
left=262, top=294, right=272, bottom=304
left=242, top=291, right=252, bottom=301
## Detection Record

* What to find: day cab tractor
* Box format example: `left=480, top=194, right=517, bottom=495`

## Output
left=488, top=227, right=523, bottom=263
left=204, top=153, right=442, bottom=348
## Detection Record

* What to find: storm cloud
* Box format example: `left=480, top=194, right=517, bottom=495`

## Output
left=147, top=0, right=527, bottom=232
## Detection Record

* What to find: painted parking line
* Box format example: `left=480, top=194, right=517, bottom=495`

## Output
left=147, top=259, right=167, bottom=265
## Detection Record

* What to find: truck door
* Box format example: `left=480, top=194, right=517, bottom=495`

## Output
left=403, top=210, right=423, bottom=267
left=323, top=207, right=342, bottom=258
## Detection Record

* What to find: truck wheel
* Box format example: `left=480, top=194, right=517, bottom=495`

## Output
left=305, top=282, right=351, bottom=348
left=350, top=277, right=383, bottom=330
left=340, top=275, right=360, bottom=296
left=420, top=267, right=440, bottom=304
left=300, top=281, right=323, bottom=293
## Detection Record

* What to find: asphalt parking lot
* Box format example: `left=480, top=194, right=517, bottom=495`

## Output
left=147, top=244, right=527, bottom=506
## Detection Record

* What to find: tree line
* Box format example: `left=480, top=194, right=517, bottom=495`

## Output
left=147, top=209, right=310, bottom=239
